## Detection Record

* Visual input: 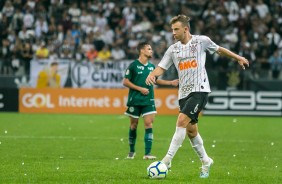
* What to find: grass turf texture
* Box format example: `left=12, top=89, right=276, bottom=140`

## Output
left=0, top=113, right=281, bottom=184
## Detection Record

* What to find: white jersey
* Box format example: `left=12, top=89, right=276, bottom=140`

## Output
left=158, top=35, right=219, bottom=100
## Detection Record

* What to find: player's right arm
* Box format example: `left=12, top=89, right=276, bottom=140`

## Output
left=146, top=67, right=166, bottom=86
left=123, top=78, right=149, bottom=95
left=146, top=45, right=174, bottom=86
left=201, top=35, right=249, bottom=70
left=216, top=47, right=249, bottom=70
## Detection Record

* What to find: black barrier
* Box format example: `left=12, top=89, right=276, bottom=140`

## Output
left=205, top=91, right=282, bottom=116
left=0, top=88, right=19, bottom=112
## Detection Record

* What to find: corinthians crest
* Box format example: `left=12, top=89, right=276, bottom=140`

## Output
left=190, top=44, right=197, bottom=54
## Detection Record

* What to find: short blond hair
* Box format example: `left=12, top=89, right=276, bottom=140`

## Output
left=170, top=15, right=190, bottom=28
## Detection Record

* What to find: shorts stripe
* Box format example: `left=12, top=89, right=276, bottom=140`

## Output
left=124, top=112, right=139, bottom=119
left=142, top=111, right=157, bottom=117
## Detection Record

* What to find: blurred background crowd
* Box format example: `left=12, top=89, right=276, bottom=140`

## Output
left=0, top=0, right=282, bottom=88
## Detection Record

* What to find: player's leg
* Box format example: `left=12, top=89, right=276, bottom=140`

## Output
left=142, top=106, right=157, bottom=160
left=185, top=92, right=213, bottom=178
left=128, top=117, right=138, bottom=159
left=162, top=112, right=190, bottom=168
left=187, top=123, right=209, bottom=161
left=125, top=106, right=140, bottom=159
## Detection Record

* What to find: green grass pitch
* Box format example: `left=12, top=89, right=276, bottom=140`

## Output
left=0, top=113, right=281, bottom=184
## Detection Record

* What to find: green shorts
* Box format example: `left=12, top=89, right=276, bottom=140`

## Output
left=125, top=105, right=157, bottom=118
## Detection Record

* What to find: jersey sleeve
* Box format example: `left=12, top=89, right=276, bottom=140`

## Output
left=201, top=36, right=219, bottom=54
left=124, top=63, right=134, bottom=80
left=158, top=45, right=174, bottom=70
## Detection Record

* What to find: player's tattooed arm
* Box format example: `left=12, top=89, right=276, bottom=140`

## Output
left=216, top=47, right=249, bottom=70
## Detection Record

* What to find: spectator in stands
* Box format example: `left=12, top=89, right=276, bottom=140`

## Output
left=0, top=14, right=9, bottom=40
left=36, top=61, right=60, bottom=88
left=1, top=1, right=14, bottom=22
left=79, top=10, right=93, bottom=32
left=68, top=3, right=81, bottom=24
left=25, top=0, right=36, bottom=11
left=108, top=6, right=122, bottom=30
left=127, top=34, right=139, bottom=59
left=18, top=26, right=34, bottom=42
left=122, top=1, right=136, bottom=29
left=59, top=40, right=73, bottom=59
left=95, top=12, right=108, bottom=32
left=111, top=45, right=126, bottom=61
left=268, top=50, right=282, bottom=79
left=71, top=24, right=81, bottom=48
left=21, top=42, right=33, bottom=76
left=0, top=38, right=12, bottom=75
left=97, top=45, right=111, bottom=62
left=86, top=46, right=98, bottom=63
left=257, top=49, right=270, bottom=79
left=35, top=41, right=49, bottom=59
left=101, top=25, right=114, bottom=46
left=35, top=17, right=48, bottom=38
left=56, top=24, right=64, bottom=43
left=102, top=0, right=115, bottom=17
left=61, top=12, right=72, bottom=34
left=10, top=8, right=23, bottom=33
left=266, top=27, right=281, bottom=51
left=22, top=9, right=34, bottom=29
left=255, top=0, right=269, bottom=18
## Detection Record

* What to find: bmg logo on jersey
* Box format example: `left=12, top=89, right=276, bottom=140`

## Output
left=179, top=60, right=198, bottom=71
left=22, top=93, right=55, bottom=108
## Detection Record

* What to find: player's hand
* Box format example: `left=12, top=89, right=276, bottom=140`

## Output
left=140, top=87, right=149, bottom=95
left=146, top=75, right=156, bottom=86
left=170, top=79, right=179, bottom=87
left=238, top=57, right=249, bottom=70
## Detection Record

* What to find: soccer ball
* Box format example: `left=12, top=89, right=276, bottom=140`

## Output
left=147, top=161, right=168, bottom=179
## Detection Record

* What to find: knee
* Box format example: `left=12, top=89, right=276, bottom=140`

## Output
left=144, top=121, right=153, bottom=129
left=130, top=121, right=138, bottom=129
left=130, top=124, right=138, bottom=129
left=177, top=113, right=189, bottom=128
left=186, top=129, right=197, bottom=139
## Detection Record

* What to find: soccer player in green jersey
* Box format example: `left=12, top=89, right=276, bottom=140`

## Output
left=123, top=42, right=179, bottom=160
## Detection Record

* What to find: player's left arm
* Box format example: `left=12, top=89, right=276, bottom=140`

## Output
left=155, top=79, right=179, bottom=87
left=216, top=47, right=249, bottom=70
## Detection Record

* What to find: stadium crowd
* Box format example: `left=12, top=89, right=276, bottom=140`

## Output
left=0, top=0, right=282, bottom=84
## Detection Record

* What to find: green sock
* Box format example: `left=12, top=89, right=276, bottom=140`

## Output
left=144, top=128, right=153, bottom=155
left=129, top=128, right=137, bottom=153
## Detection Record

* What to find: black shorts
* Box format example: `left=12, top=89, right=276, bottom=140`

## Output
left=178, top=92, right=208, bottom=124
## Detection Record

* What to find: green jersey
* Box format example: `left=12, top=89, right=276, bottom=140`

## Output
left=124, top=59, right=156, bottom=106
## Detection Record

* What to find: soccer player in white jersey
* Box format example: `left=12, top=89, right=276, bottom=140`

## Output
left=146, top=15, right=249, bottom=178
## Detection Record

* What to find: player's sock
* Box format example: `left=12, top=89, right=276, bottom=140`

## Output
left=189, top=133, right=209, bottom=162
left=129, top=128, right=137, bottom=153
left=164, top=127, right=186, bottom=161
left=144, top=128, right=153, bottom=155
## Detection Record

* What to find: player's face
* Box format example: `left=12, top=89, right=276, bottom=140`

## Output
left=171, top=22, right=188, bottom=42
left=142, top=45, right=153, bottom=58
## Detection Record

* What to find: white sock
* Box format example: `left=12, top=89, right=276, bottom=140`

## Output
left=190, top=133, right=209, bottom=163
left=163, top=127, right=186, bottom=163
